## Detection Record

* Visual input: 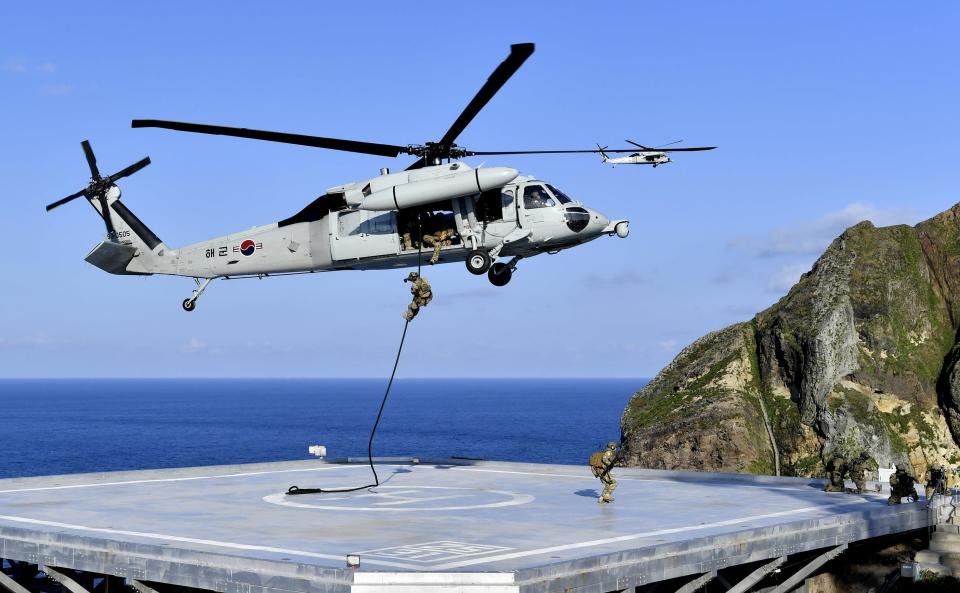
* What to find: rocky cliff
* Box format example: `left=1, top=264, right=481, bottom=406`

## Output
left=621, top=203, right=960, bottom=478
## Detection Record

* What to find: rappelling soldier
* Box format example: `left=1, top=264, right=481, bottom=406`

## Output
left=823, top=456, right=848, bottom=492
left=590, top=442, right=620, bottom=504
left=402, top=272, right=433, bottom=322
left=847, top=452, right=877, bottom=494
left=925, top=465, right=948, bottom=500
left=422, top=229, right=454, bottom=264
left=888, top=464, right=919, bottom=505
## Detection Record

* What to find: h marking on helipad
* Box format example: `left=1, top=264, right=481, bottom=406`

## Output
left=360, top=541, right=514, bottom=563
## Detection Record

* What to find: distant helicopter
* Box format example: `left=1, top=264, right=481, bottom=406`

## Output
left=598, top=140, right=715, bottom=167
left=45, top=43, right=711, bottom=312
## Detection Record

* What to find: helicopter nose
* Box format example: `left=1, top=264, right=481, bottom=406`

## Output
left=588, top=209, right=609, bottom=233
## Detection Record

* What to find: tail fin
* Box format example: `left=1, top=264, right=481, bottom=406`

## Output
left=85, top=187, right=176, bottom=275
left=597, top=144, right=610, bottom=162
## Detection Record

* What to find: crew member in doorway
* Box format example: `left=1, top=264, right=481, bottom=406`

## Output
left=422, top=228, right=454, bottom=264
left=402, top=272, right=433, bottom=322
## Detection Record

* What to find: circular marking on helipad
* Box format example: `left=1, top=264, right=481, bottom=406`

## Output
left=262, top=485, right=534, bottom=512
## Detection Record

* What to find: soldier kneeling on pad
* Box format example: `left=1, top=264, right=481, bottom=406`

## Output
left=888, top=464, right=919, bottom=505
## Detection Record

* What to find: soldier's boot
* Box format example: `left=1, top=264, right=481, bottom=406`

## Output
left=403, top=306, right=417, bottom=321
left=599, top=485, right=612, bottom=504
left=854, top=479, right=866, bottom=494
left=606, top=479, right=618, bottom=503
left=887, top=495, right=901, bottom=505
left=430, top=245, right=442, bottom=264
left=402, top=233, right=413, bottom=250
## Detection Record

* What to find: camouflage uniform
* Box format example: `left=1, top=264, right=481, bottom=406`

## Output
left=847, top=452, right=877, bottom=494
left=823, top=456, right=847, bottom=492
left=925, top=466, right=948, bottom=500
left=888, top=465, right=919, bottom=505
left=422, top=229, right=454, bottom=264
left=402, top=272, right=432, bottom=321
left=590, top=442, right=619, bottom=504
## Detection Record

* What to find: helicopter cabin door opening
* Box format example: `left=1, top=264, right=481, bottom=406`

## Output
left=475, top=186, right=520, bottom=243
left=396, top=201, right=464, bottom=259
left=329, top=209, right=400, bottom=262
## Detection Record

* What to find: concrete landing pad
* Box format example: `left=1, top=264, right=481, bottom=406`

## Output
left=0, top=459, right=927, bottom=592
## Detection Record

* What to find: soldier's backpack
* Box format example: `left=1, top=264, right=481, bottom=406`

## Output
left=589, top=451, right=605, bottom=477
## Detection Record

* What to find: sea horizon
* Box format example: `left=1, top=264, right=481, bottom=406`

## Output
left=0, top=378, right=647, bottom=479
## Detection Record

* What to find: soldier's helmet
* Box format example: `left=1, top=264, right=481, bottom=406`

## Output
left=607, top=441, right=617, bottom=449
left=404, top=272, right=419, bottom=282
left=896, top=464, right=906, bottom=472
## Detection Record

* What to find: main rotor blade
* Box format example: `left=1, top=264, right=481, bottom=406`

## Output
left=624, top=139, right=716, bottom=152
left=46, top=188, right=88, bottom=212
left=437, top=43, right=534, bottom=148
left=107, top=156, right=151, bottom=183
left=81, top=140, right=101, bottom=179
left=469, top=148, right=672, bottom=155
left=132, top=120, right=408, bottom=158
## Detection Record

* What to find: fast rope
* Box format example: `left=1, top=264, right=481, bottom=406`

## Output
left=286, top=214, right=424, bottom=496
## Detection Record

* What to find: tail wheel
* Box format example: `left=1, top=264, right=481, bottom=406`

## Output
left=488, top=263, right=512, bottom=286
left=182, top=298, right=196, bottom=312
left=466, top=250, right=491, bottom=275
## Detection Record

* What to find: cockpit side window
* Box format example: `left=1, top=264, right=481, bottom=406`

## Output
left=545, top=184, right=573, bottom=204
left=523, top=184, right=556, bottom=209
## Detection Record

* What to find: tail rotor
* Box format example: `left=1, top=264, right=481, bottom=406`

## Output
left=46, top=140, right=151, bottom=241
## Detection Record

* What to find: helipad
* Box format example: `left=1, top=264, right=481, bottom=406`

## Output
left=0, top=459, right=927, bottom=592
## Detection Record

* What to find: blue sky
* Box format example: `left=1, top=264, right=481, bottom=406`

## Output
left=1, top=2, right=958, bottom=378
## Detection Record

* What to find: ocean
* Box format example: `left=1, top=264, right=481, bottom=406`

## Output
left=0, top=378, right=644, bottom=479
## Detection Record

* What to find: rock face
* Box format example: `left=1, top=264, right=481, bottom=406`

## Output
left=621, top=203, right=960, bottom=477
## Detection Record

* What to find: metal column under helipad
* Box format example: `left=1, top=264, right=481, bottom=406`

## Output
left=0, top=459, right=927, bottom=592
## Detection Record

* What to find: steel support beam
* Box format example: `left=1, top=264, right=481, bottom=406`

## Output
left=674, top=570, right=717, bottom=593
left=127, top=580, right=161, bottom=593
left=726, top=556, right=787, bottom=593
left=41, top=566, right=92, bottom=593
left=0, top=570, right=31, bottom=593
left=769, top=544, right=848, bottom=593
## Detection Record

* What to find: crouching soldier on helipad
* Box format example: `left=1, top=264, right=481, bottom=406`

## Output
left=590, top=442, right=620, bottom=504
left=823, top=456, right=848, bottom=493
left=925, top=465, right=949, bottom=500
left=847, top=452, right=878, bottom=494
left=888, top=464, right=919, bottom=505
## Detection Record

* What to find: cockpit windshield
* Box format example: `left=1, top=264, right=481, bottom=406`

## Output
left=546, top=184, right=574, bottom=204
left=523, top=184, right=556, bottom=209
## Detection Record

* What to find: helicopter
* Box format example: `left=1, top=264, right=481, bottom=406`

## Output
left=45, top=43, right=710, bottom=312
left=597, top=140, right=715, bottom=167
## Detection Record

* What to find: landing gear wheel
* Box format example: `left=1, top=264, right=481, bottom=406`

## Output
left=488, top=263, right=512, bottom=287
left=182, top=298, right=196, bottom=312
left=466, top=250, right=491, bottom=275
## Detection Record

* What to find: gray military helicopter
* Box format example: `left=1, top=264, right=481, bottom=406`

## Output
left=598, top=140, right=715, bottom=167
left=46, top=44, right=700, bottom=312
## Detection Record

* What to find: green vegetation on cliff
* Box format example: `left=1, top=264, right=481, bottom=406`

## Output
left=621, top=204, right=960, bottom=477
